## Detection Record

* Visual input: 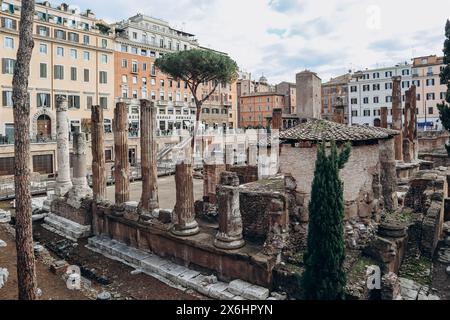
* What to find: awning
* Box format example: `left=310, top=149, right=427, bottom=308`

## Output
left=418, top=122, right=434, bottom=127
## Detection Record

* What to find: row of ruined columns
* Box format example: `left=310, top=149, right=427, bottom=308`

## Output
left=87, top=100, right=244, bottom=249
left=380, top=76, right=418, bottom=164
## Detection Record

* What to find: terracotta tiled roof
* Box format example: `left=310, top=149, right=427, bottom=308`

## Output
left=280, top=119, right=400, bottom=142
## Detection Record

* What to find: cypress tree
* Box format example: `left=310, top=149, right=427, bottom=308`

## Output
left=438, top=20, right=450, bottom=156
left=301, top=141, right=351, bottom=300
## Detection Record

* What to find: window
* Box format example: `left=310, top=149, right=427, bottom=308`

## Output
left=412, top=80, right=420, bottom=87
left=373, top=72, right=380, bottom=79
left=132, top=76, right=137, bottom=84
left=428, top=107, right=434, bottom=115
left=151, top=91, right=156, bottom=100
left=441, top=92, right=447, bottom=100
left=121, top=44, right=128, bottom=52
left=374, top=109, right=381, bottom=116
left=2, top=90, right=13, bottom=107
left=104, top=120, right=112, bottom=134
left=402, top=69, right=410, bottom=76
left=86, top=96, right=93, bottom=109
left=417, top=94, right=421, bottom=101
left=70, top=67, right=77, bottom=81
left=70, top=49, right=77, bottom=59
left=54, top=65, right=64, bottom=80
left=351, top=110, right=358, bottom=117
left=151, top=78, right=156, bottom=86
left=39, top=43, right=47, bottom=54
left=373, top=84, right=380, bottom=91
left=427, top=67, right=433, bottom=76
left=363, top=97, right=369, bottom=104
left=105, top=149, right=113, bottom=162
left=32, top=155, right=53, bottom=175
left=131, top=61, right=138, bottom=73
left=350, top=86, right=357, bottom=92
left=70, top=120, right=80, bottom=133
left=351, top=98, right=358, bottom=105
left=142, top=77, right=147, bottom=85
left=0, top=157, right=15, bottom=175
left=142, top=63, right=147, bottom=71
left=39, top=63, right=47, bottom=78
left=54, top=29, right=66, bottom=40
left=402, top=81, right=410, bottom=89
left=4, top=37, right=13, bottom=49
left=385, top=83, right=393, bottom=90
left=99, top=97, right=108, bottom=109
left=160, top=80, right=165, bottom=87
left=83, top=51, right=90, bottom=61
left=2, top=17, right=17, bottom=30
left=169, top=80, right=173, bottom=88
left=36, top=25, right=49, bottom=36
left=373, top=97, right=379, bottom=103
left=99, top=71, right=107, bottom=84
left=83, top=69, right=90, bottom=82
left=101, top=54, right=108, bottom=64
left=386, top=96, right=392, bottom=103
left=121, top=89, right=128, bottom=98
left=56, top=47, right=64, bottom=57
left=121, top=59, right=128, bottom=68
left=426, top=93, right=435, bottom=100
left=385, top=71, right=393, bottom=78
left=101, top=39, right=107, bottom=49
left=68, top=95, right=80, bottom=109
left=68, top=32, right=79, bottom=43
left=122, top=75, right=127, bottom=83
left=131, top=47, right=138, bottom=54
left=426, top=79, right=435, bottom=86
left=132, top=90, right=138, bottom=99
left=83, top=35, right=90, bottom=45
left=363, top=85, right=370, bottom=92
left=36, top=93, right=51, bottom=108
left=151, top=64, right=156, bottom=76
left=363, top=110, right=370, bottom=116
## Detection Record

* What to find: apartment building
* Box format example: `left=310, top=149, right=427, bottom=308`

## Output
left=412, top=55, right=447, bottom=130
left=113, top=14, right=237, bottom=132
left=275, top=81, right=296, bottom=115
left=321, top=73, right=352, bottom=124
left=239, top=92, right=285, bottom=128
left=0, top=0, right=115, bottom=176
left=349, top=62, right=412, bottom=126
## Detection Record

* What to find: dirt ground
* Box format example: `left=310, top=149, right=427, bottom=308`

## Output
left=0, top=223, right=206, bottom=300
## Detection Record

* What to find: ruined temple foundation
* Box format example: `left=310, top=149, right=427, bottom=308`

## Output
left=214, top=172, right=245, bottom=250
left=172, top=163, right=200, bottom=236
left=67, top=132, right=93, bottom=208
left=139, top=99, right=159, bottom=219
left=113, top=102, right=130, bottom=206
left=54, top=96, right=73, bottom=197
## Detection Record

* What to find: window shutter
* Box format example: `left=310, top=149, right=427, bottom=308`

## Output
left=12, top=20, right=17, bottom=30
left=2, top=59, right=6, bottom=74
left=2, top=91, right=6, bottom=107
left=1, top=18, right=5, bottom=28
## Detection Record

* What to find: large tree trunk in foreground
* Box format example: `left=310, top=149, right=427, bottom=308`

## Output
left=12, top=0, right=37, bottom=300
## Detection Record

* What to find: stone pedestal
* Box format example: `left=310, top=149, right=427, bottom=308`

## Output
left=392, top=76, right=403, bottom=161
left=203, top=163, right=226, bottom=204
left=139, top=99, right=159, bottom=216
left=67, top=132, right=92, bottom=208
left=91, top=105, right=107, bottom=203
left=55, top=96, right=72, bottom=197
left=172, top=163, right=199, bottom=236
left=214, top=172, right=245, bottom=250
left=113, top=102, right=130, bottom=205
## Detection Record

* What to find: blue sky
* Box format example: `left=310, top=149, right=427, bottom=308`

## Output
left=68, top=0, right=450, bottom=84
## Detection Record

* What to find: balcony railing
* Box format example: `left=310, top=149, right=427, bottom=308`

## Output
left=0, top=135, right=57, bottom=146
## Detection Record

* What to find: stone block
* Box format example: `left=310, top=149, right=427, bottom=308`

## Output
left=227, top=279, right=253, bottom=296
left=218, top=289, right=236, bottom=300
left=208, top=282, right=229, bottom=299
left=242, top=285, right=270, bottom=300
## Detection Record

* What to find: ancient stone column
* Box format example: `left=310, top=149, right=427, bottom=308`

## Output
left=172, top=163, right=199, bottom=236
left=67, top=132, right=93, bottom=208
left=379, top=138, right=398, bottom=211
left=409, top=85, right=418, bottom=161
left=91, top=105, right=107, bottom=202
left=403, top=89, right=412, bottom=163
left=214, top=172, right=245, bottom=250
left=139, top=99, right=159, bottom=215
left=380, top=107, right=388, bottom=129
left=248, top=143, right=258, bottom=166
left=272, top=108, right=283, bottom=131
left=113, top=102, right=130, bottom=205
left=392, top=76, right=403, bottom=161
left=55, top=96, right=73, bottom=197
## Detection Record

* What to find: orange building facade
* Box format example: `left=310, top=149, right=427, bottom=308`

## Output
left=239, top=93, right=285, bottom=128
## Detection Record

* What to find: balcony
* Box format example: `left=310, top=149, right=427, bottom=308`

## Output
left=157, top=100, right=168, bottom=106
left=0, top=135, right=57, bottom=146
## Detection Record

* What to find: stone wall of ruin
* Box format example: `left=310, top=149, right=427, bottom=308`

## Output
left=280, top=143, right=382, bottom=221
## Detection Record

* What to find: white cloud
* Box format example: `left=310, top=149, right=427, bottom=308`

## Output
left=71, top=0, right=450, bottom=83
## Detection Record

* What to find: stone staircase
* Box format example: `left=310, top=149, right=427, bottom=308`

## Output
left=43, top=213, right=91, bottom=241
left=87, top=236, right=285, bottom=301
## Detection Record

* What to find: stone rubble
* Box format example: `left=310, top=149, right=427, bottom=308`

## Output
left=0, top=239, right=6, bottom=247
left=87, top=236, right=278, bottom=300
left=0, top=268, right=8, bottom=289
left=43, top=213, right=91, bottom=241
left=0, top=209, right=11, bottom=223
left=399, top=277, right=440, bottom=300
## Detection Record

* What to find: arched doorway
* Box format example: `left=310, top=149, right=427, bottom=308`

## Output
left=373, top=118, right=381, bottom=128
left=37, top=114, right=51, bottom=140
